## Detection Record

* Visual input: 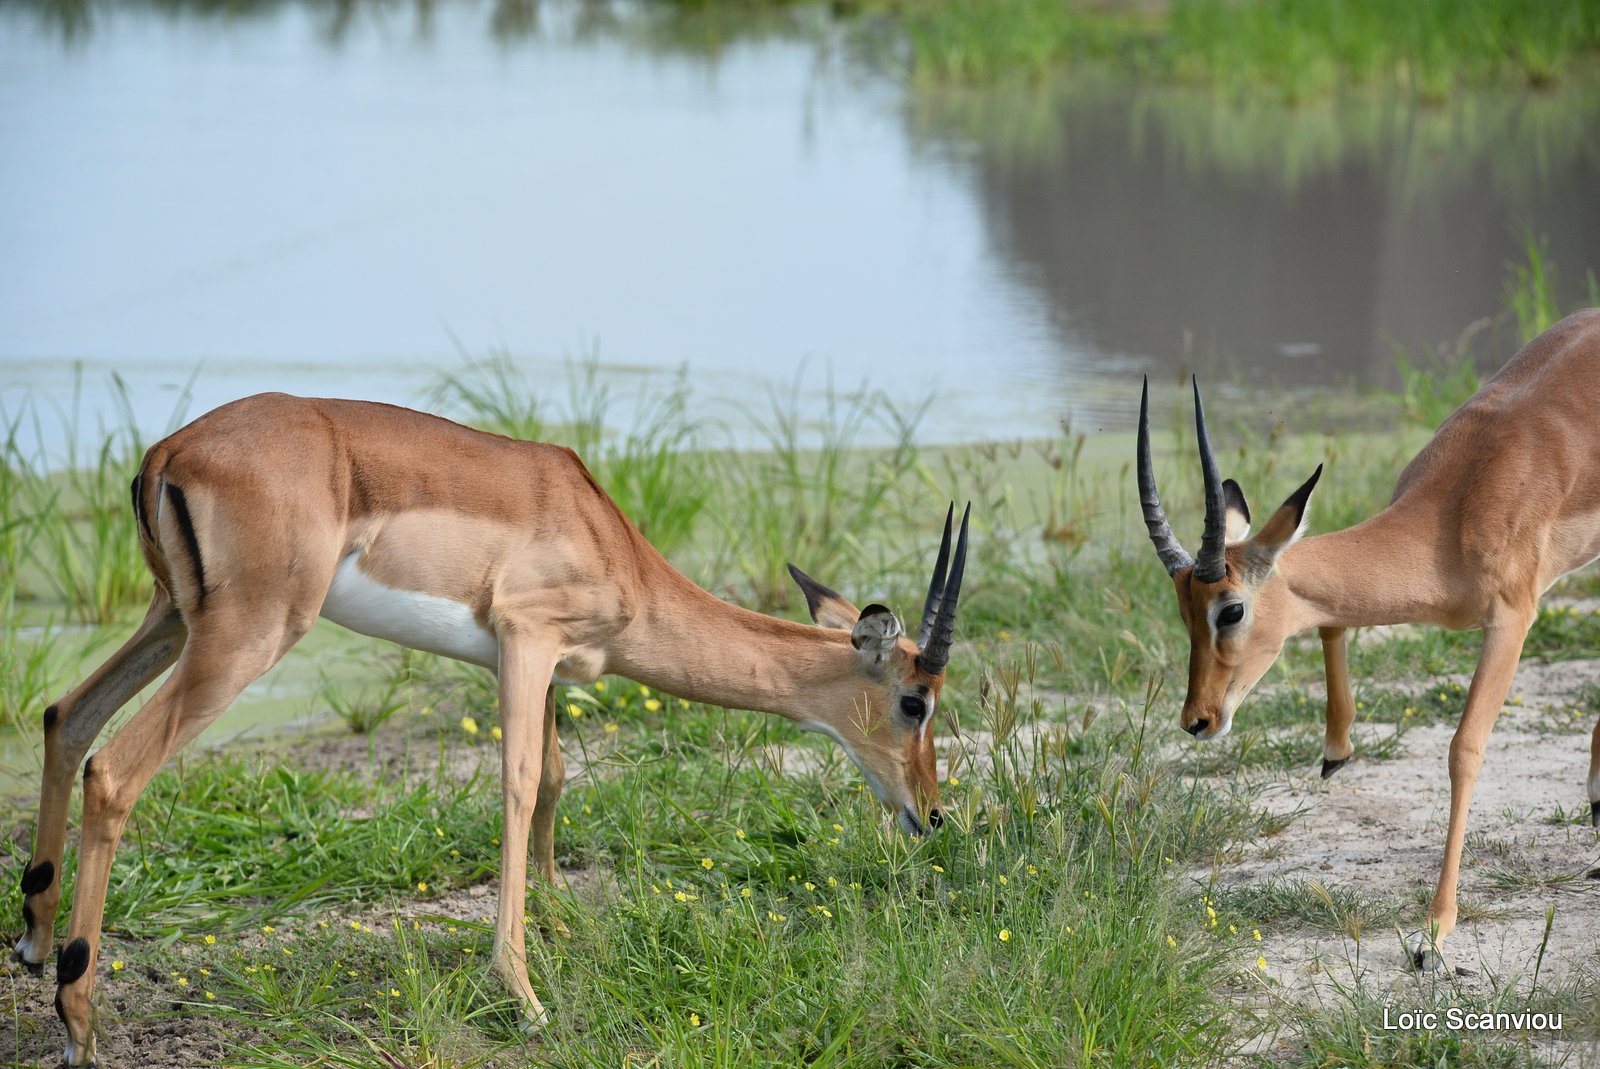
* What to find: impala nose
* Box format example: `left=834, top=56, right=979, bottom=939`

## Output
left=928, top=808, right=945, bottom=829
left=1185, top=719, right=1210, bottom=737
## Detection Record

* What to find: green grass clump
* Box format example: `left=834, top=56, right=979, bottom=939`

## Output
left=896, top=0, right=1600, bottom=100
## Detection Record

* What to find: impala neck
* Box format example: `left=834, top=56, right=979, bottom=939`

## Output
left=1276, top=504, right=1457, bottom=631
left=603, top=557, right=860, bottom=723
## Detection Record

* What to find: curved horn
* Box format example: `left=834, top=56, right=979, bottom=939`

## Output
left=918, top=503, right=954, bottom=649
left=916, top=502, right=970, bottom=676
left=1137, top=377, right=1194, bottom=576
left=1192, top=376, right=1228, bottom=583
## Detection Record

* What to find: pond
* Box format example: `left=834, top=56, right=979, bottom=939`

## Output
left=3, top=1, right=1599, bottom=454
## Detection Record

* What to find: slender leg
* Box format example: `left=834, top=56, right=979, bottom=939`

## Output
left=530, top=687, right=566, bottom=887
left=15, top=592, right=186, bottom=973
left=1587, top=712, right=1600, bottom=828
left=54, top=616, right=310, bottom=1067
left=492, top=633, right=559, bottom=1025
left=1319, top=626, right=1356, bottom=778
left=1409, top=605, right=1532, bottom=970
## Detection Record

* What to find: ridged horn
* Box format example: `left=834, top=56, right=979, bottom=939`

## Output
left=917, top=503, right=955, bottom=649
left=916, top=502, right=970, bottom=675
left=1137, top=377, right=1194, bottom=576
left=1192, top=376, right=1228, bottom=583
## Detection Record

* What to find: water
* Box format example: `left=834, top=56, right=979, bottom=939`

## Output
left=3, top=0, right=1599, bottom=456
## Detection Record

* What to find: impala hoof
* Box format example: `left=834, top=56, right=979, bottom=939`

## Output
left=13, top=949, right=45, bottom=977
left=1406, top=931, right=1445, bottom=972
left=1590, top=800, right=1599, bottom=828
left=1320, top=756, right=1350, bottom=779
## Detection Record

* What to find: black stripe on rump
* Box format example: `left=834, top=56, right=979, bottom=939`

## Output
left=165, top=483, right=207, bottom=607
left=131, top=473, right=152, bottom=543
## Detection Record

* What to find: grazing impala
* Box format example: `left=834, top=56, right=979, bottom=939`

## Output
left=14, top=393, right=968, bottom=1067
left=1136, top=309, right=1600, bottom=969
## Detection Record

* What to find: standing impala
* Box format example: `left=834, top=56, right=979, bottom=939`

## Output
left=1137, top=309, right=1600, bottom=969
left=14, top=393, right=968, bottom=1067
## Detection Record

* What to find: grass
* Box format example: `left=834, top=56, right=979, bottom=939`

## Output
left=5, top=251, right=1600, bottom=1063
left=895, top=0, right=1600, bottom=100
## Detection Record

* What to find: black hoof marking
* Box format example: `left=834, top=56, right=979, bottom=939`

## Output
left=56, top=938, right=90, bottom=986
left=21, top=859, right=54, bottom=896
left=43, top=704, right=58, bottom=731
left=1320, top=756, right=1350, bottom=780
left=1590, top=800, right=1599, bottom=828
left=11, top=948, right=45, bottom=977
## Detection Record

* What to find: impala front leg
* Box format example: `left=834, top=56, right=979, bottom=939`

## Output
left=493, top=633, right=559, bottom=1026
left=1319, top=627, right=1357, bottom=778
left=1410, top=606, right=1532, bottom=970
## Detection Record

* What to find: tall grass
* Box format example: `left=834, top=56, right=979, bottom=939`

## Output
left=897, top=0, right=1600, bottom=100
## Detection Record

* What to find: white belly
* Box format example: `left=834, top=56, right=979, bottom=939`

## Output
left=320, top=552, right=500, bottom=668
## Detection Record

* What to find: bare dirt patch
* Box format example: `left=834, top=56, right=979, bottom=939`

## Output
left=1210, top=656, right=1600, bottom=1062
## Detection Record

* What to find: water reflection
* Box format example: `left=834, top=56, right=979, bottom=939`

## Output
left=908, top=80, right=1600, bottom=390
left=3, top=0, right=1598, bottom=452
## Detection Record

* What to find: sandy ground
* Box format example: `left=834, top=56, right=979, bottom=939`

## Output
left=1218, top=655, right=1600, bottom=1065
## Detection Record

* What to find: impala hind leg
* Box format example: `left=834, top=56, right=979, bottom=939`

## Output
left=53, top=618, right=311, bottom=1068
left=492, top=637, right=561, bottom=1026
left=1588, top=713, right=1600, bottom=828
left=1408, top=608, right=1531, bottom=971
left=1319, top=627, right=1357, bottom=778
left=15, top=592, right=186, bottom=975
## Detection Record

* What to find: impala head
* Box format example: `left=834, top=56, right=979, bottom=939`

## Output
left=1137, top=378, right=1321, bottom=740
left=785, top=503, right=970, bottom=837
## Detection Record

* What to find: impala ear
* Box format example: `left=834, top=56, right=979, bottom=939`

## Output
left=851, top=605, right=903, bottom=666
left=1223, top=479, right=1251, bottom=543
left=1241, top=465, right=1321, bottom=579
left=787, top=563, right=861, bottom=631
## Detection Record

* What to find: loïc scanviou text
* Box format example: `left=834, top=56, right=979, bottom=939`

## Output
left=1383, top=1006, right=1563, bottom=1032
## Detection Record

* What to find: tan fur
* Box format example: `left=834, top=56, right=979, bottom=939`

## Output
left=1163, top=309, right=1600, bottom=966
left=20, top=394, right=951, bottom=1066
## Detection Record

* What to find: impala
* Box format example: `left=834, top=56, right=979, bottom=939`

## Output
left=13, top=393, right=969, bottom=1067
left=1136, top=309, right=1600, bottom=969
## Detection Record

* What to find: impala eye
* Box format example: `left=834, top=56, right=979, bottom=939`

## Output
left=1217, top=602, right=1246, bottom=628
left=900, top=695, right=928, bottom=722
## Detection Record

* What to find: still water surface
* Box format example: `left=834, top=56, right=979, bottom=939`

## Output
left=3, top=1, right=1599, bottom=451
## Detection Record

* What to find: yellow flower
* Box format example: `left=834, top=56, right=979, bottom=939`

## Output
left=1167, top=935, right=1177, bottom=948
left=639, top=685, right=651, bottom=697
left=1252, top=929, right=1262, bottom=941
left=998, top=929, right=1011, bottom=942
left=645, top=698, right=662, bottom=712
left=567, top=703, right=585, bottom=718
left=735, top=827, right=746, bottom=840
left=205, top=991, right=215, bottom=1000
left=417, top=882, right=429, bottom=892
left=804, top=882, right=815, bottom=891
left=203, top=935, right=216, bottom=945
left=832, top=823, right=844, bottom=832
left=595, top=680, right=607, bottom=692
left=111, top=960, right=125, bottom=972
left=948, top=777, right=960, bottom=786
left=690, top=1012, right=701, bottom=1027
left=261, top=925, right=275, bottom=934
left=740, top=887, right=752, bottom=898
left=651, top=884, right=662, bottom=895
left=827, top=876, right=837, bottom=887
left=931, top=864, right=945, bottom=873
left=1257, top=956, right=1268, bottom=970
left=701, top=858, right=714, bottom=870
left=492, top=726, right=503, bottom=741
left=820, top=908, right=833, bottom=918
left=176, top=977, right=189, bottom=986
left=604, top=722, right=619, bottom=734
left=461, top=717, right=479, bottom=735
left=998, top=874, right=1008, bottom=886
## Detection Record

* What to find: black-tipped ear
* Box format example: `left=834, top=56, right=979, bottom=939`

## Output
left=1222, top=478, right=1251, bottom=543
left=1241, top=464, right=1323, bottom=579
left=787, top=563, right=861, bottom=631
left=1280, top=464, right=1322, bottom=528
left=851, top=604, right=902, bottom=663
